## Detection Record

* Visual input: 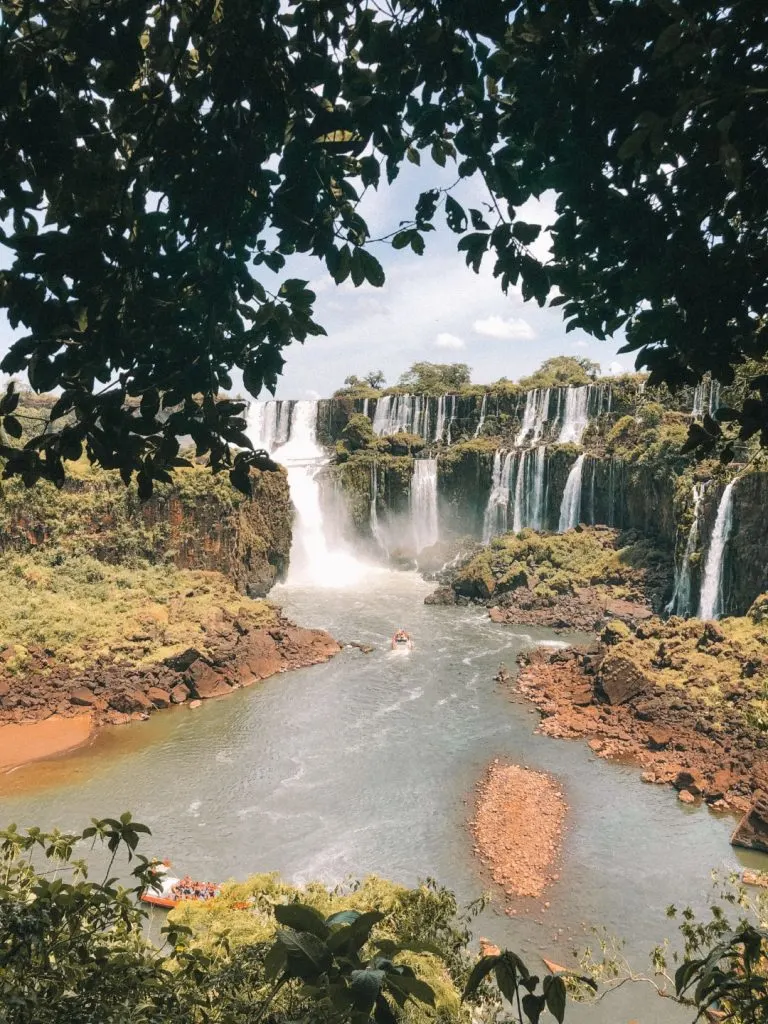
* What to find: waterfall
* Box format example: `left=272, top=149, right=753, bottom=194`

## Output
left=512, top=450, right=526, bottom=532
left=411, top=458, right=439, bottom=553
left=558, top=454, right=585, bottom=532
left=446, top=396, right=457, bottom=445
left=588, top=457, right=597, bottom=524
left=482, top=451, right=514, bottom=542
left=515, top=388, right=550, bottom=446
left=557, top=386, right=590, bottom=443
left=529, top=446, right=547, bottom=530
left=246, top=399, right=365, bottom=586
left=474, top=394, right=487, bottom=438
left=434, top=396, right=446, bottom=442
left=362, top=398, right=369, bottom=419
left=249, top=399, right=293, bottom=452
left=698, top=480, right=736, bottom=620
left=667, top=483, right=705, bottom=617
left=371, top=393, right=430, bottom=438
left=709, top=381, right=721, bottom=416
left=369, top=461, right=386, bottom=553
left=692, top=385, right=704, bottom=419
left=372, top=395, right=392, bottom=434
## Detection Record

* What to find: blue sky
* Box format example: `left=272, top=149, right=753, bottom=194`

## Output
left=0, top=164, right=633, bottom=401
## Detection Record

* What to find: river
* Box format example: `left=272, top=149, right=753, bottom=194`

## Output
left=0, top=567, right=764, bottom=1022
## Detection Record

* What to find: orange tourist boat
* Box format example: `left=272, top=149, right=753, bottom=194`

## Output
left=141, top=862, right=220, bottom=909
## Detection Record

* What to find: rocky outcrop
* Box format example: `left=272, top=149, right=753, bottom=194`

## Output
left=0, top=464, right=292, bottom=597
left=512, top=633, right=768, bottom=817
left=731, top=794, right=768, bottom=853
left=0, top=611, right=340, bottom=731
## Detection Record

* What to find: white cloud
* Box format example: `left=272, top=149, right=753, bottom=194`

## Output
left=473, top=315, right=535, bottom=341
left=570, top=339, right=589, bottom=350
left=435, top=332, right=466, bottom=350
left=604, top=360, right=627, bottom=376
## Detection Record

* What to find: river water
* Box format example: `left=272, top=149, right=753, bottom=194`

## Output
left=0, top=568, right=764, bottom=1022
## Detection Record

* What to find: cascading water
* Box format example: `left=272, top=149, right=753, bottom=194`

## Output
left=246, top=399, right=366, bottom=586
left=698, top=480, right=736, bottom=620
left=372, top=395, right=392, bottom=435
left=249, top=400, right=293, bottom=453
left=369, top=461, right=386, bottom=554
left=511, top=450, right=526, bottom=532
left=529, top=446, right=547, bottom=530
left=482, top=451, right=514, bottom=542
left=667, top=483, right=705, bottom=617
left=371, top=393, right=430, bottom=438
left=410, top=458, right=439, bottom=553
left=446, top=396, right=457, bottom=445
left=558, top=454, right=585, bottom=532
left=434, top=396, right=446, bottom=442
left=474, top=394, right=487, bottom=438
left=557, top=386, right=591, bottom=444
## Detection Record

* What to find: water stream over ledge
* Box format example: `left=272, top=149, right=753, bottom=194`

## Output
left=1, top=570, right=765, bottom=1022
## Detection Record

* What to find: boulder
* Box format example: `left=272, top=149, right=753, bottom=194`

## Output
left=673, top=769, right=707, bottom=796
left=146, top=687, right=171, bottom=709
left=598, top=655, right=652, bottom=705
left=190, top=666, right=232, bottom=699
left=646, top=727, right=673, bottom=750
left=0, top=680, right=9, bottom=698
left=731, top=793, right=768, bottom=853
left=170, top=683, right=190, bottom=704
left=164, top=647, right=203, bottom=671
left=69, top=687, right=98, bottom=707
left=678, top=789, right=696, bottom=805
left=109, top=689, right=154, bottom=713
left=706, top=769, right=735, bottom=801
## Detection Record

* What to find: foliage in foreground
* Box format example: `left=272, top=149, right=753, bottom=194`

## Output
left=0, top=816, right=766, bottom=1024
left=2, top=2, right=766, bottom=489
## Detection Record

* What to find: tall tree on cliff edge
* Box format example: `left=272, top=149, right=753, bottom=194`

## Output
left=1, top=0, right=765, bottom=491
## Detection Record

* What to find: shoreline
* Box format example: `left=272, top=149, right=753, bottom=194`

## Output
left=0, top=715, right=95, bottom=772
left=471, top=760, right=566, bottom=904
left=512, top=646, right=768, bottom=823
left=0, top=613, right=340, bottom=772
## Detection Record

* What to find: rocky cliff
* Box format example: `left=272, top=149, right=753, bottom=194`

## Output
left=0, top=462, right=293, bottom=597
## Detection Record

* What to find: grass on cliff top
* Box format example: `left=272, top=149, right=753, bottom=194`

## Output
left=603, top=601, right=768, bottom=729
left=454, top=526, right=669, bottom=603
left=0, top=552, right=276, bottom=674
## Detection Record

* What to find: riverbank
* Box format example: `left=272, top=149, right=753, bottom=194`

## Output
left=512, top=619, right=768, bottom=820
left=471, top=761, right=566, bottom=902
left=0, top=715, right=94, bottom=771
left=0, top=556, right=340, bottom=763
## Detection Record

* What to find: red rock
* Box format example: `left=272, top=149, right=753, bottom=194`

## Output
left=706, top=769, right=735, bottom=801
left=189, top=699, right=202, bottom=709
left=109, top=689, right=154, bottom=713
left=673, top=769, right=707, bottom=795
left=678, top=789, right=696, bottom=805
left=146, top=687, right=171, bottom=709
left=0, top=680, right=9, bottom=698
left=646, top=727, right=673, bottom=750
left=170, top=683, right=190, bottom=704
left=598, top=655, right=652, bottom=705
left=193, top=671, right=232, bottom=699
left=731, top=793, right=768, bottom=853
left=69, top=687, right=97, bottom=707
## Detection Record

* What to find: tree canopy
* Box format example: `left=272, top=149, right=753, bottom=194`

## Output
left=397, top=362, right=471, bottom=394
left=518, top=357, right=601, bottom=390
left=1, top=0, right=765, bottom=491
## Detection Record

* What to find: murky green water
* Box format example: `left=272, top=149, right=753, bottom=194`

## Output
left=1, top=569, right=763, bottom=1022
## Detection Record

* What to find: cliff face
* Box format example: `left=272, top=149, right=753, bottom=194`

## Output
left=0, top=464, right=293, bottom=597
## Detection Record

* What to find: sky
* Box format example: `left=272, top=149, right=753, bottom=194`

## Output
left=0, top=164, right=634, bottom=402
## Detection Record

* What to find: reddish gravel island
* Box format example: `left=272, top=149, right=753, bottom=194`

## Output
left=471, top=761, right=566, bottom=900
